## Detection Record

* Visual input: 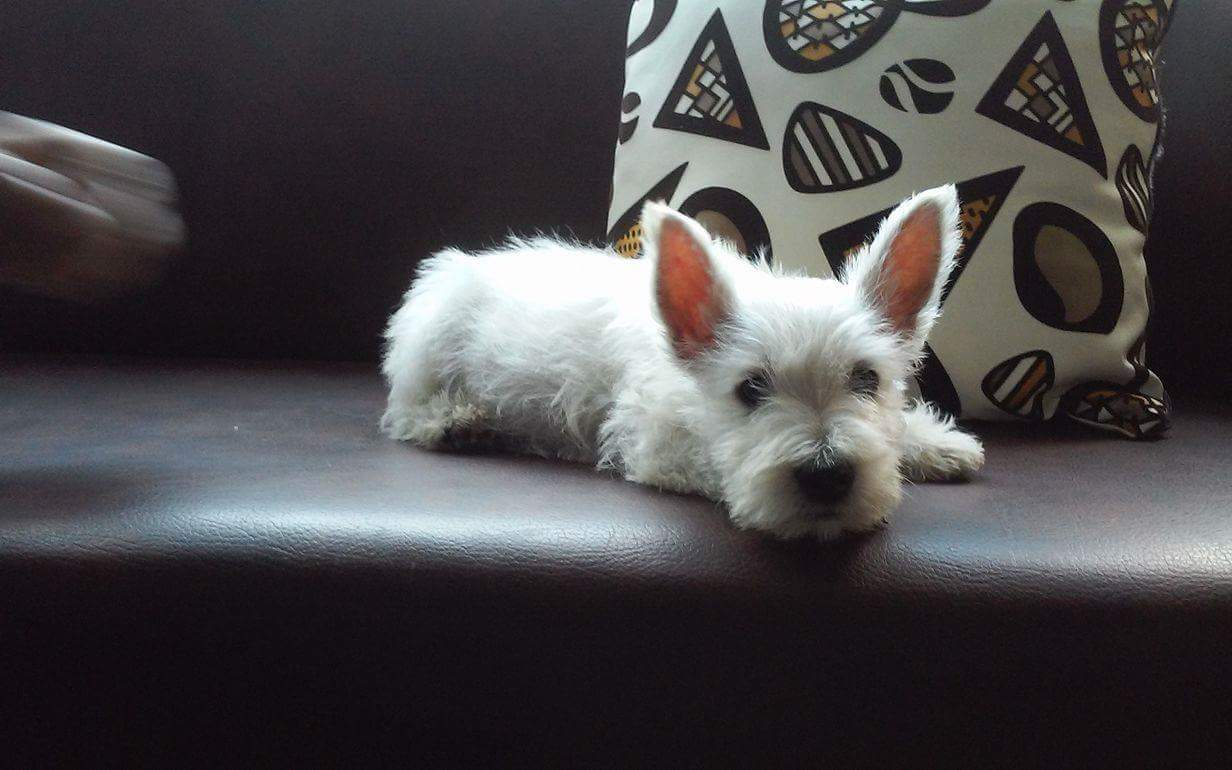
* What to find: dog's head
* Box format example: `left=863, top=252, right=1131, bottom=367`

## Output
left=641, top=186, right=962, bottom=540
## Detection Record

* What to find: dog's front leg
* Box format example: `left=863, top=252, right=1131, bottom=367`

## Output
left=600, top=392, right=719, bottom=501
left=899, top=402, right=985, bottom=481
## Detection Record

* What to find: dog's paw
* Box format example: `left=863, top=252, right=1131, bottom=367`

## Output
left=904, top=427, right=984, bottom=482
left=624, top=468, right=708, bottom=498
left=438, top=403, right=499, bottom=450
left=620, top=453, right=716, bottom=498
left=381, top=391, right=492, bottom=450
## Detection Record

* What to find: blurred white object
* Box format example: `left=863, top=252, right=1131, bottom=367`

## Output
left=0, top=111, right=184, bottom=301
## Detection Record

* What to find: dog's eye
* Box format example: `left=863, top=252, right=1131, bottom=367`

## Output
left=736, top=371, right=772, bottom=409
left=850, top=365, right=880, bottom=397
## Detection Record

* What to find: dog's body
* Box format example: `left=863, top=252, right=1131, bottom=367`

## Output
left=382, top=186, right=983, bottom=540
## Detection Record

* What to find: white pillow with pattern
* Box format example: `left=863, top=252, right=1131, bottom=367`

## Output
left=609, top=0, right=1174, bottom=439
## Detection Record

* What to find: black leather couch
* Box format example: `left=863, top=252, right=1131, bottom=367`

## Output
left=3, top=2, right=1231, bottom=765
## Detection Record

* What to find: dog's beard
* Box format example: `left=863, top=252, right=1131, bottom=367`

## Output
left=717, top=415, right=903, bottom=541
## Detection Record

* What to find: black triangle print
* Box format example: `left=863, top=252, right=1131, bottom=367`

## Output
left=817, top=166, right=1024, bottom=302
left=917, top=345, right=962, bottom=418
left=976, top=12, right=1107, bottom=178
left=607, top=163, right=688, bottom=258
left=817, top=214, right=877, bottom=278
left=653, top=10, right=769, bottom=150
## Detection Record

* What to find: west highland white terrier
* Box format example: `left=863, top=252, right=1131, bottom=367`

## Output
left=381, top=185, right=984, bottom=540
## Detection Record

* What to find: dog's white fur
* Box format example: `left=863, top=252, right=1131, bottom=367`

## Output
left=381, top=185, right=983, bottom=540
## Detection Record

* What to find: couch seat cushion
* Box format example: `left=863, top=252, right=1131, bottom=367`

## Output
left=3, top=357, right=1230, bottom=764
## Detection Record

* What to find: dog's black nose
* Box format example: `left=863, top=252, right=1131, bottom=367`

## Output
left=794, top=458, right=856, bottom=508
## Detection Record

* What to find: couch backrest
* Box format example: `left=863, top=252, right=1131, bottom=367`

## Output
left=1, top=1, right=1227, bottom=398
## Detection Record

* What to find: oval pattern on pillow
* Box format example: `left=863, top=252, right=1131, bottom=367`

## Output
left=982, top=350, right=1055, bottom=421
left=764, top=1, right=900, bottom=74
left=782, top=102, right=902, bottom=193
left=1013, top=202, right=1124, bottom=334
left=1099, top=0, right=1174, bottom=122
left=679, top=187, right=773, bottom=261
left=897, top=0, right=992, bottom=16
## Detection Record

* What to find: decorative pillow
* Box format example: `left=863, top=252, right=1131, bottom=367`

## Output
left=608, top=0, right=1174, bottom=438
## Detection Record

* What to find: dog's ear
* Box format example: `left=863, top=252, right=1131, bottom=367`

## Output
left=641, top=201, right=732, bottom=361
left=842, top=185, right=961, bottom=347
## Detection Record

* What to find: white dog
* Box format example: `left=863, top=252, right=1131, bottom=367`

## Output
left=381, top=185, right=983, bottom=540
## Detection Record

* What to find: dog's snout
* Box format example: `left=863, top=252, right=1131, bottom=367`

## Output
left=794, top=457, right=856, bottom=510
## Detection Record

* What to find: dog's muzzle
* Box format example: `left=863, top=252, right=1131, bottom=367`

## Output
left=793, top=457, right=855, bottom=514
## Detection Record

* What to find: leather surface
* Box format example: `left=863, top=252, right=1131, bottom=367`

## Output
left=0, top=1, right=1228, bottom=399
left=4, top=358, right=1231, bottom=763
left=1, top=1, right=1230, bottom=762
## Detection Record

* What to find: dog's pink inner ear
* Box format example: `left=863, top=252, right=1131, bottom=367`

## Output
left=879, top=206, right=943, bottom=335
left=656, top=218, right=724, bottom=360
